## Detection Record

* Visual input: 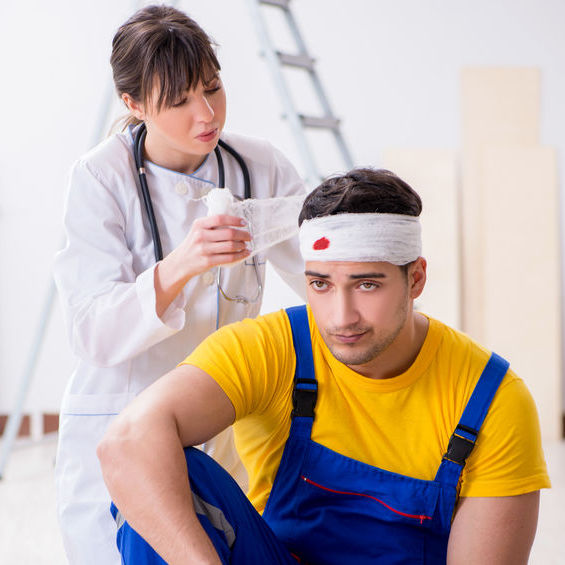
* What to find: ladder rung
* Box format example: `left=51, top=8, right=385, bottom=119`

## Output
left=259, top=0, right=290, bottom=8
left=300, top=115, right=340, bottom=129
left=277, top=52, right=315, bottom=70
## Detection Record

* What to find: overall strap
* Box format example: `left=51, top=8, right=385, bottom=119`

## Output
left=285, top=305, right=318, bottom=439
left=435, top=352, right=510, bottom=488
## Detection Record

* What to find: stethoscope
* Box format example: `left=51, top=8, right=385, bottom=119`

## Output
left=133, top=122, right=262, bottom=305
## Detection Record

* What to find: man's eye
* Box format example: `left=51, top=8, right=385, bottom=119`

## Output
left=310, top=280, right=328, bottom=290
left=360, top=282, right=379, bottom=290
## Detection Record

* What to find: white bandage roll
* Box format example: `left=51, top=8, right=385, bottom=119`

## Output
left=205, top=187, right=236, bottom=216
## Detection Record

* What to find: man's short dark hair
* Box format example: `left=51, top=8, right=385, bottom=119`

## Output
left=298, top=168, right=422, bottom=226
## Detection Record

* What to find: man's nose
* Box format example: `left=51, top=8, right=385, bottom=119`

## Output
left=331, top=290, right=361, bottom=330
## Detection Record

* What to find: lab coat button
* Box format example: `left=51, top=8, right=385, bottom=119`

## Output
left=202, top=271, right=215, bottom=286
left=175, top=182, right=188, bottom=195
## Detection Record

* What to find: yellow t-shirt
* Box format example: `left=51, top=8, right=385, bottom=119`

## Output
left=183, top=307, right=550, bottom=513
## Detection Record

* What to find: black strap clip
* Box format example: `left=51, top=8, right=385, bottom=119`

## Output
left=443, top=425, right=478, bottom=467
left=291, top=378, right=318, bottom=419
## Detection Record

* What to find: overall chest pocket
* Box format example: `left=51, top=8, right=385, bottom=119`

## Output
left=288, top=442, right=442, bottom=565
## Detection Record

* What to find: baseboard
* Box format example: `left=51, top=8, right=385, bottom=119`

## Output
left=43, top=413, right=59, bottom=434
left=0, top=413, right=59, bottom=437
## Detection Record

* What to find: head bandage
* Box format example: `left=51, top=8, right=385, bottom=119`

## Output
left=299, top=213, right=421, bottom=265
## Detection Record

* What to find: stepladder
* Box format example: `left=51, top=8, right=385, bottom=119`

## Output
left=247, top=0, right=354, bottom=186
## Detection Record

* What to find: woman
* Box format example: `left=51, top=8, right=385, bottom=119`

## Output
left=53, top=5, right=305, bottom=564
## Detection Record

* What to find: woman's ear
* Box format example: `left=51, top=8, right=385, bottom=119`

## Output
left=409, top=257, right=427, bottom=299
left=121, top=93, right=145, bottom=121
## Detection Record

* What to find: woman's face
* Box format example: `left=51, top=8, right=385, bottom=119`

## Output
left=129, top=74, right=227, bottom=174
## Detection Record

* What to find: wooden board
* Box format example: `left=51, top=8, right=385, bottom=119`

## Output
left=460, top=67, right=541, bottom=338
left=382, top=149, right=460, bottom=329
left=481, top=146, right=561, bottom=440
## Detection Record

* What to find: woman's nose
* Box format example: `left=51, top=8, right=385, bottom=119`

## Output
left=197, top=96, right=215, bottom=121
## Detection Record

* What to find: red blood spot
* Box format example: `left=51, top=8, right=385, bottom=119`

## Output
left=313, top=237, right=330, bottom=250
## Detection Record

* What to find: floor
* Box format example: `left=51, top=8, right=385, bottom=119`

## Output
left=0, top=437, right=564, bottom=564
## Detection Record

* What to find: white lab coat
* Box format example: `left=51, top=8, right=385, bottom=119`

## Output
left=53, top=127, right=306, bottom=564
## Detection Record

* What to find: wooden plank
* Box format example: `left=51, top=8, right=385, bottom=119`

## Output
left=382, top=149, right=460, bottom=329
left=481, top=146, right=561, bottom=440
left=460, top=67, right=541, bottom=339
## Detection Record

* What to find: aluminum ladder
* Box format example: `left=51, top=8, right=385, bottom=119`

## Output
left=247, top=0, right=354, bottom=185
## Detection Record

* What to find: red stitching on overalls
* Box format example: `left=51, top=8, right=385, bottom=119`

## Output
left=301, top=476, right=432, bottom=524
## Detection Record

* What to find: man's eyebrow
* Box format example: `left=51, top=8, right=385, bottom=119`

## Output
left=349, top=273, right=387, bottom=279
left=304, top=271, right=387, bottom=280
left=305, top=270, right=330, bottom=278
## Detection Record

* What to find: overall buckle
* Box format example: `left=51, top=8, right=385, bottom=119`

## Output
left=291, top=378, right=318, bottom=419
left=443, top=424, right=478, bottom=467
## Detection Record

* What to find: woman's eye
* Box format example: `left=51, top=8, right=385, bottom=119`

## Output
left=171, top=97, right=187, bottom=107
left=205, top=85, right=221, bottom=94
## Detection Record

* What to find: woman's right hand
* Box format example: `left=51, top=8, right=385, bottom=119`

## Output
left=154, top=214, right=251, bottom=317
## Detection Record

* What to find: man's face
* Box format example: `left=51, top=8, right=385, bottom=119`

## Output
left=305, top=259, right=426, bottom=375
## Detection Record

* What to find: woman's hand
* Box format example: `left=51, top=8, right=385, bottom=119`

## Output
left=154, top=214, right=251, bottom=317
left=173, top=214, right=251, bottom=277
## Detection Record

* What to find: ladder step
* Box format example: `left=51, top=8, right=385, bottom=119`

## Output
left=277, top=52, right=315, bottom=70
left=300, top=115, right=340, bottom=129
left=259, top=0, right=290, bottom=8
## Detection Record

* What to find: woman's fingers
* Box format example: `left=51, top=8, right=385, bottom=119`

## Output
left=205, top=227, right=251, bottom=243
left=197, top=214, right=248, bottom=230
left=205, top=239, right=250, bottom=254
left=191, top=215, right=251, bottom=244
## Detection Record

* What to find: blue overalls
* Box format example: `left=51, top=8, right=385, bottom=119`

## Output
left=112, top=305, right=509, bottom=564
left=262, top=305, right=510, bottom=564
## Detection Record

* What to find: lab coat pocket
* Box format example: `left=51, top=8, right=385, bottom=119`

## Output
left=60, top=391, right=136, bottom=416
left=56, top=392, right=136, bottom=506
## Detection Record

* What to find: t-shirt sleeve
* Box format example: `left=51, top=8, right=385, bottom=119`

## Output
left=179, top=311, right=295, bottom=420
left=460, top=371, right=551, bottom=497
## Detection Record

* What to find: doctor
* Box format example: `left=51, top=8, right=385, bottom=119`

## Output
left=53, top=5, right=306, bottom=565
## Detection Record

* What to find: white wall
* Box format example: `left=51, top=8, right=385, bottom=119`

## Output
left=1, top=1, right=563, bottom=425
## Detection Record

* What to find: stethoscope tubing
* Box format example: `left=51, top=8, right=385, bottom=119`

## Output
left=134, top=124, right=163, bottom=262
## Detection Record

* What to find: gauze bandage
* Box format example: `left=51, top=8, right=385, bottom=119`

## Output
left=205, top=187, right=305, bottom=258
left=299, top=213, right=421, bottom=265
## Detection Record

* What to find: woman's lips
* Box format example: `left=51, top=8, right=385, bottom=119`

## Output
left=196, top=128, right=218, bottom=142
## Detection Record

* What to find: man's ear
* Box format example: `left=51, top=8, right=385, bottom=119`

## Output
left=409, top=257, right=427, bottom=299
left=121, top=93, right=145, bottom=121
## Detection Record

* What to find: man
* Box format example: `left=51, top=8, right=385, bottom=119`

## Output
left=98, top=168, right=550, bottom=564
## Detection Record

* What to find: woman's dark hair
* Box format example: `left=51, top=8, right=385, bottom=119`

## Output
left=298, top=168, right=422, bottom=226
left=111, top=4, right=220, bottom=125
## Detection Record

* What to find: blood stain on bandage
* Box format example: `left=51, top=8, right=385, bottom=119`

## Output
left=313, top=237, right=330, bottom=250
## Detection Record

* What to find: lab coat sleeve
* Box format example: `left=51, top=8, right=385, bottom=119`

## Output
left=53, top=160, right=186, bottom=368
left=264, top=145, right=307, bottom=301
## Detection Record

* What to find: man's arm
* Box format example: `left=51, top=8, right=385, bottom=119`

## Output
left=97, top=364, right=235, bottom=565
left=447, top=492, right=540, bottom=565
